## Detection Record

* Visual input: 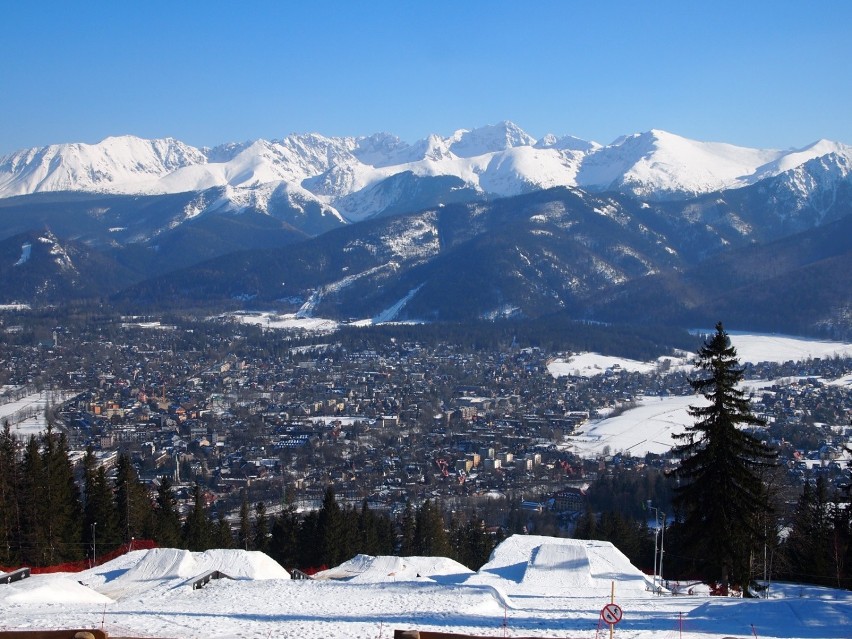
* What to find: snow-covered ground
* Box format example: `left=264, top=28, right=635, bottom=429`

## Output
left=566, top=394, right=698, bottom=458
left=565, top=379, right=780, bottom=459
left=726, top=332, right=852, bottom=364
left=0, top=389, right=76, bottom=439
left=220, top=311, right=341, bottom=333
left=552, top=333, right=852, bottom=459
left=1, top=537, right=849, bottom=639
left=548, top=333, right=852, bottom=379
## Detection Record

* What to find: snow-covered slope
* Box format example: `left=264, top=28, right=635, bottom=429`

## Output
left=314, top=554, right=473, bottom=583
left=1, top=123, right=850, bottom=223
left=465, top=535, right=651, bottom=596
left=0, top=135, right=207, bottom=195
left=1, top=540, right=850, bottom=639
left=577, top=129, right=852, bottom=198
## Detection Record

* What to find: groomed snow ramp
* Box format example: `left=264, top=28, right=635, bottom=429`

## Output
left=196, top=549, right=290, bottom=580
left=315, top=554, right=472, bottom=583
left=78, top=548, right=290, bottom=600
left=120, top=548, right=199, bottom=581
left=466, top=535, right=651, bottom=596
left=522, top=543, right=593, bottom=590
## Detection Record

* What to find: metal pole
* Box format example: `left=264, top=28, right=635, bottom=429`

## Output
left=649, top=505, right=659, bottom=592
left=92, top=522, right=97, bottom=566
left=659, top=512, right=665, bottom=593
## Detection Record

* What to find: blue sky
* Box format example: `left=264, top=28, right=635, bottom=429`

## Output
left=1, top=1, right=850, bottom=155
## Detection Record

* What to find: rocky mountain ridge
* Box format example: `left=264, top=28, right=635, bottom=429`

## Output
left=2, top=123, right=849, bottom=225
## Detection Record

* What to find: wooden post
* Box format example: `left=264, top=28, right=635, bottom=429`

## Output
left=610, top=581, right=615, bottom=639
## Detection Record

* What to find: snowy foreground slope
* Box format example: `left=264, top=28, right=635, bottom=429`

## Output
left=1, top=536, right=850, bottom=639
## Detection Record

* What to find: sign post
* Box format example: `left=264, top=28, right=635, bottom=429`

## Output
left=600, top=602, right=622, bottom=639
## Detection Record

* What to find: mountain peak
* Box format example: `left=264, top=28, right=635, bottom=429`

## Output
left=535, top=133, right=599, bottom=153
left=0, top=125, right=848, bottom=212
left=448, top=121, right=536, bottom=158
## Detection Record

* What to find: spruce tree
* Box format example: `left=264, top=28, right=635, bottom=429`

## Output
left=672, top=322, right=777, bottom=593
left=19, top=436, right=48, bottom=565
left=574, top=504, right=598, bottom=540
left=831, top=495, right=852, bottom=590
left=114, top=453, right=153, bottom=543
left=356, top=499, right=381, bottom=556
left=238, top=490, right=251, bottom=550
left=253, top=502, right=269, bottom=553
left=182, top=484, right=212, bottom=551
left=269, top=504, right=300, bottom=569
left=0, top=421, right=21, bottom=566
left=213, top=509, right=234, bottom=549
left=316, top=486, right=345, bottom=567
left=17, top=429, right=84, bottom=565
left=400, top=501, right=416, bottom=555
left=413, top=499, right=450, bottom=557
left=450, top=516, right=493, bottom=570
left=42, top=430, right=83, bottom=562
left=153, top=476, right=182, bottom=547
left=86, top=465, right=121, bottom=557
left=298, top=510, right=321, bottom=568
left=784, top=479, right=824, bottom=584
left=376, top=510, right=396, bottom=556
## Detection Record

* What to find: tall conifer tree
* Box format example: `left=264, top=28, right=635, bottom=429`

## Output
left=400, top=501, right=416, bottom=555
left=182, top=484, right=212, bottom=551
left=317, top=486, right=345, bottom=567
left=20, top=435, right=48, bottom=565
left=86, top=464, right=121, bottom=559
left=153, top=476, right=182, bottom=547
left=213, top=509, right=234, bottom=549
left=238, top=490, right=251, bottom=550
left=0, top=422, right=22, bottom=565
left=413, top=499, right=450, bottom=557
left=114, top=453, right=153, bottom=543
left=42, top=430, right=83, bottom=562
left=672, top=322, right=776, bottom=593
left=783, top=477, right=839, bottom=587
left=269, top=504, right=301, bottom=568
left=253, top=502, right=270, bottom=553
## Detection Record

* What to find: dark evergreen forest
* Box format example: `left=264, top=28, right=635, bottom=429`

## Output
left=1, top=420, right=849, bottom=589
left=0, top=423, right=497, bottom=572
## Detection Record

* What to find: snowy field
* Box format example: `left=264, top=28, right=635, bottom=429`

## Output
left=564, top=379, right=777, bottom=459
left=566, top=394, right=699, bottom=458
left=0, top=389, right=75, bottom=439
left=548, top=333, right=852, bottom=379
left=220, top=311, right=341, bottom=333
left=1, top=536, right=849, bottom=639
left=549, top=334, right=852, bottom=459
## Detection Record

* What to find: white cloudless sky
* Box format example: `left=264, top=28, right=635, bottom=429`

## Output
left=1, top=0, right=850, bottom=155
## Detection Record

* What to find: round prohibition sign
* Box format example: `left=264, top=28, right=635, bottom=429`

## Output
left=600, top=603, right=623, bottom=625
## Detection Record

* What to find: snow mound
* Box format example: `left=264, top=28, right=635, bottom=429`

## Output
left=466, top=535, right=651, bottom=596
left=522, top=543, right=593, bottom=590
left=1, top=574, right=113, bottom=604
left=120, top=548, right=199, bottom=581
left=316, top=554, right=472, bottom=583
left=197, top=549, right=290, bottom=579
left=77, top=547, right=289, bottom=600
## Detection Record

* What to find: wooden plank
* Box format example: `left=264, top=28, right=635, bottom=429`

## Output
left=395, top=632, right=582, bottom=639
left=0, top=630, right=107, bottom=639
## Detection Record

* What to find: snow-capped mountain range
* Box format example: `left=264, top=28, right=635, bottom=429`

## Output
left=2, top=122, right=850, bottom=223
